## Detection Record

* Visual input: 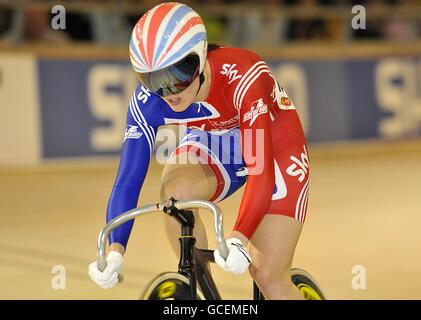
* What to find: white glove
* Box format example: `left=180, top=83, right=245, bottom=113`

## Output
left=88, top=251, right=124, bottom=289
left=214, top=238, right=251, bottom=274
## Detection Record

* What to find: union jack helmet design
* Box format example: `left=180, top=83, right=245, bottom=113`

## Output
left=129, top=2, right=207, bottom=74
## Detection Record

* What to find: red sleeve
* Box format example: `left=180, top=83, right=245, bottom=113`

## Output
left=233, top=68, right=275, bottom=239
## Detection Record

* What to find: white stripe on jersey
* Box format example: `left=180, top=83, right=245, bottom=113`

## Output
left=129, top=104, right=152, bottom=152
left=237, top=68, right=271, bottom=110
left=233, top=61, right=265, bottom=110
left=132, top=96, right=156, bottom=142
left=129, top=100, right=153, bottom=153
left=301, top=187, right=309, bottom=223
left=236, top=65, right=268, bottom=109
left=234, top=61, right=270, bottom=110
left=295, top=179, right=309, bottom=223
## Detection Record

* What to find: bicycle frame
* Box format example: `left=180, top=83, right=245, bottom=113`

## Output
left=164, top=201, right=222, bottom=300
left=194, top=248, right=222, bottom=299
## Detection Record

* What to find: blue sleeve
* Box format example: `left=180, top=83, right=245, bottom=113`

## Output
left=106, top=85, right=164, bottom=249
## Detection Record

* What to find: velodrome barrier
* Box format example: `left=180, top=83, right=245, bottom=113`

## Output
left=0, top=44, right=420, bottom=165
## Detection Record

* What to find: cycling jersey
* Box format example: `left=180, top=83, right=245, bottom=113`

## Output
left=107, top=47, right=305, bottom=248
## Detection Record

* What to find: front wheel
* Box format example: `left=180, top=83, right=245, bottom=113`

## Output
left=141, top=272, right=205, bottom=300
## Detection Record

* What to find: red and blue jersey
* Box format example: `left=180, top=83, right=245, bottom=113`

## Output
left=107, top=47, right=300, bottom=247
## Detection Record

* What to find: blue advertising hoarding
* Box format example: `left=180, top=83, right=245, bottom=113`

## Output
left=38, top=56, right=421, bottom=158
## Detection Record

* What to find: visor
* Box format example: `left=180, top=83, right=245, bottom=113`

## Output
left=138, top=54, right=200, bottom=97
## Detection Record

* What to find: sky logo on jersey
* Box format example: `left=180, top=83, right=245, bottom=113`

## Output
left=124, top=125, right=143, bottom=141
left=137, top=86, right=151, bottom=104
left=220, top=63, right=242, bottom=84
left=287, top=145, right=309, bottom=182
left=243, top=98, right=268, bottom=126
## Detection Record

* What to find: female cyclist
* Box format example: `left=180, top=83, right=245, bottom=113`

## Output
left=89, top=2, right=310, bottom=300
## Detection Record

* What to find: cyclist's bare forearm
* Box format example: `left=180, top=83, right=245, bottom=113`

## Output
left=110, top=242, right=125, bottom=255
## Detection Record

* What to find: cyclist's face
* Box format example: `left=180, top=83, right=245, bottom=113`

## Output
left=162, top=75, right=200, bottom=112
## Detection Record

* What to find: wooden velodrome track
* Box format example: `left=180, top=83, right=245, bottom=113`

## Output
left=1, top=139, right=420, bottom=300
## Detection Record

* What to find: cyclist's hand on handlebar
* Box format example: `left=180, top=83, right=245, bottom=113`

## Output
left=214, top=238, right=251, bottom=274
left=88, top=251, right=124, bottom=289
